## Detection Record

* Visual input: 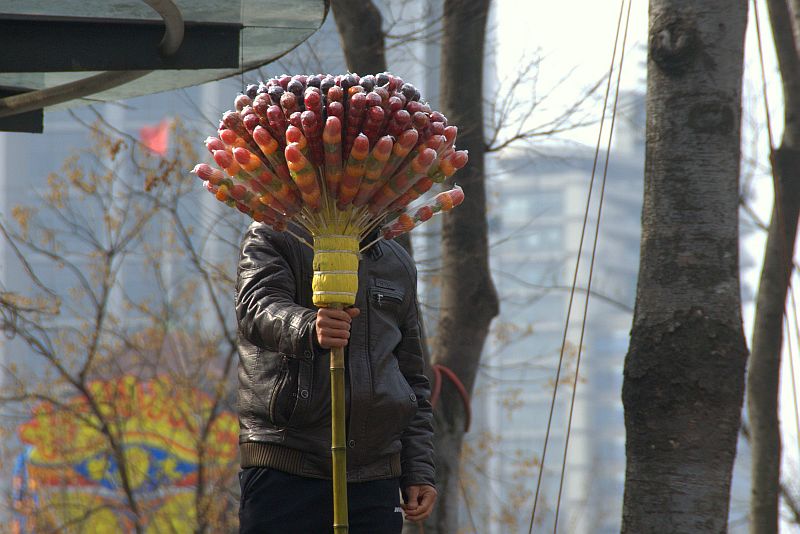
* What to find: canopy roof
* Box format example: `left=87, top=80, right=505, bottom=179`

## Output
left=0, top=0, right=328, bottom=132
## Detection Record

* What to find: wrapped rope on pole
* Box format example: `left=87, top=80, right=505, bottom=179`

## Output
left=312, top=235, right=359, bottom=307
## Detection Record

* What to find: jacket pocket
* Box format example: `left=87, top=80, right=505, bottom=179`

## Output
left=269, top=355, right=299, bottom=427
left=368, top=356, right=419, bottom=449
left=392, top=367, right=419, bottom=433
left=369, top=286, right=405, bottom=312
left=367, top=286, right=405, bottom=349
left=286, top=356, right=324, bottom=430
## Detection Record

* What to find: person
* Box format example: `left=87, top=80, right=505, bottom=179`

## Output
left=235, top=222, right=437, bottom=533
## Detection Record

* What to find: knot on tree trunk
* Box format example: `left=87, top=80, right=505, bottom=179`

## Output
left=650, top=13, right=699, bottom=75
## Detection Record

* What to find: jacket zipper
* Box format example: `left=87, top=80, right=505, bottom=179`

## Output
left=372, top=290, right=403, bottom=306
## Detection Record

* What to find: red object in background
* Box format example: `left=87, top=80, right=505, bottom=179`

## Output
left=139, top=119, right=171, bottom=155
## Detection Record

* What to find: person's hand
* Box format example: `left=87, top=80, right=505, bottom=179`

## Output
left=401, top=484, right=438, bottom=522
left=315, top=307, right=360, bottom=349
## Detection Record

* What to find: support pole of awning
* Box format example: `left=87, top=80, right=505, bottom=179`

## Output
left=143, top=0, right=185, bottom=56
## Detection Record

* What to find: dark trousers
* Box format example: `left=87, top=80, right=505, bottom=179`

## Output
left=239, top=467, right=403, bottom=534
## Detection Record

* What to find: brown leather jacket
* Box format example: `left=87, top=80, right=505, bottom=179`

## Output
left=235, top=222, right=435, bottom=489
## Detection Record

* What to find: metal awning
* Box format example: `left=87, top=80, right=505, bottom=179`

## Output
left=0, top=0, right=328, bottom=132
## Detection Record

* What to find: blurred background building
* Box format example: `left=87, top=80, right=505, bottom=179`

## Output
left=461, top=92, right=644, bottom=533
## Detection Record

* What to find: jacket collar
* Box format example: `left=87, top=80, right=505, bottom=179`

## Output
left=361, top=229, right=383, bottom=260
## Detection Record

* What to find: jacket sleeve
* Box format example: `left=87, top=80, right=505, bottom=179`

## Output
left=236, top=223, right=317, bottom=358
left=396, top=267, right=436, bottom=489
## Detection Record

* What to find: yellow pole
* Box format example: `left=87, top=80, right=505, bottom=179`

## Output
left=331, top=342, right=348, bottom=533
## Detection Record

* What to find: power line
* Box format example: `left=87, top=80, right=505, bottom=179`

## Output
left=527, top=1, right=628, bottom=531
left=553, top=1, right=632, bottom=531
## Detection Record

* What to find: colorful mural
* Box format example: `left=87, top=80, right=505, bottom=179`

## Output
left=12, top=375, right=238, bottom=533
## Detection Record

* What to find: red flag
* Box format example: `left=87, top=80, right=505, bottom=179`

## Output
left=139, top=119, right=171, bottom=156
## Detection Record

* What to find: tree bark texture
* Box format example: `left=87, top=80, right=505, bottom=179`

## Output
left=425, top=0, right=498, bottom=533
left=622, top=2, right=749, bottom=533
left=748, top=1, right=800, bottom=532
left=330, top=0, right=386, bottom=76
left=330, top=2, right=420, bottom=260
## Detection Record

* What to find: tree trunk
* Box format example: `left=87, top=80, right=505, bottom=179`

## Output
left=425, top=1, right=498, bottom=532
left=330, top=0, right=386, bottom=76
left=748, top=1, right=800, bottom=532
left=622, top=2, right=749, bottom=533
left=330, top=0, right=417, bottom=257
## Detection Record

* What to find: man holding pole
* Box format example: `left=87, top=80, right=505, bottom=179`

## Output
left=235, top=223, right=437, bottom=533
